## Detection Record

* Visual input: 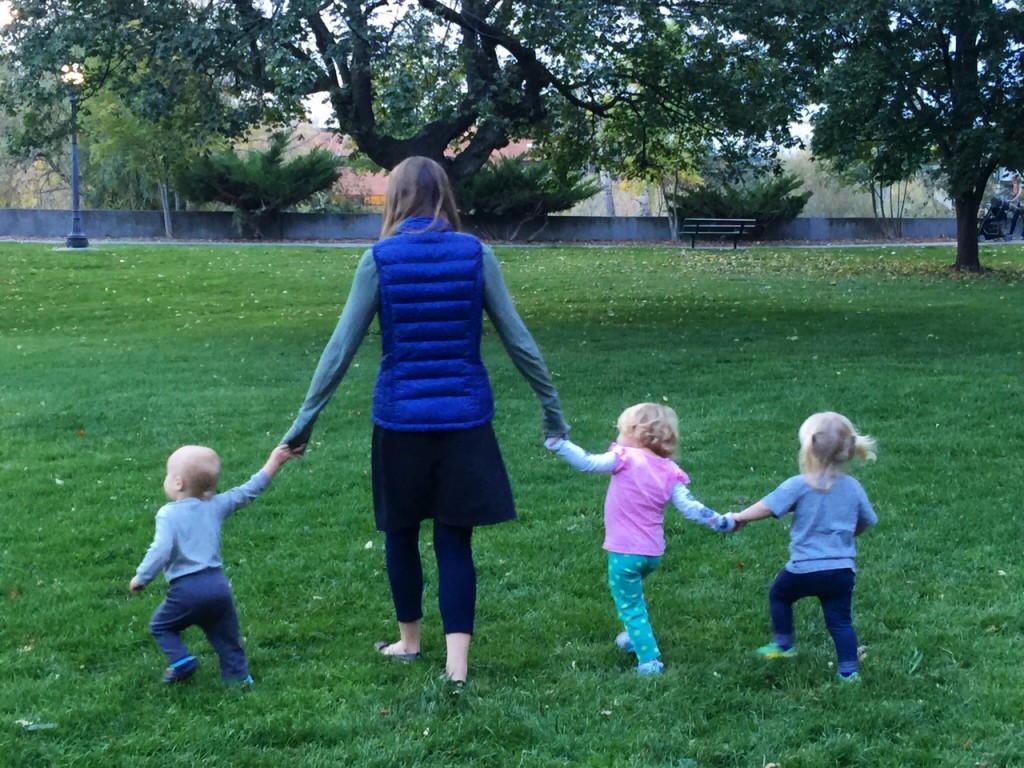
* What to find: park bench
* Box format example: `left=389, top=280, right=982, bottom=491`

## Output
left=680, top=217, right=757, bottom=249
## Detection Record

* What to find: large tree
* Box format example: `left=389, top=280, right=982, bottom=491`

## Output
left=0, top=1, right=268, bottom=195
left=722, top=0, right=1024, bottom=270
left=531, top=16, right=801, bottom=236
left=1, top=1, right=802, bottom=185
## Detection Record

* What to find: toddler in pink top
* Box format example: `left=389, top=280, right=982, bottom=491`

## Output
left=546, top=403, right=734, bottom=675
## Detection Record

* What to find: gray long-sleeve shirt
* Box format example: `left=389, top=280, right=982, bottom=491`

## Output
left=134, top=471, right=271, bottom=586
left=282, top=244, right=569, bottom=447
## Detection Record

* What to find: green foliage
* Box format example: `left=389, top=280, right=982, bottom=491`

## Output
left=665, top=172, right=811, bottom=232
left=291, top=190, right=371, bottom=215
left=0, top=3, right=251, bottom=155
left=715, top=0, right=1024, bottom=267
left=782, top=150, right=952, bottom=219
left=1, top=1, right=802, bottom=183
left=81, top=88, right=230, bottom=211
left=2, top=241, right=1023, bottom=767
left=533, top=16, right=802, bottom=190
left=0, top=105, right=65, bottom=207
left=176, top=134, right=342, bottom=237
left=457, top=157, right=601, bottom=219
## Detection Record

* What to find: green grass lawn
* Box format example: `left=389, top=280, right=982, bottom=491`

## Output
left=2, top=240, right=1022, bottom=767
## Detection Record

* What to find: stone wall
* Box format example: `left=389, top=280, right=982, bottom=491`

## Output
left=0, top=208, right=958, bottom=243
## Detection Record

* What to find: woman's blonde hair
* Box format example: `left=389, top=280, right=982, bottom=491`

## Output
left=617, top=402, right=679, bottom=458
left=380, top=156, right=461, bottom=238
left=798, top=411, right=876, bottom=489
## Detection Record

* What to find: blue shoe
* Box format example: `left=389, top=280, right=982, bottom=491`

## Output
left=757, top=642, right=796, bottom=660
left=162, top=656, right=198, bottom=684
left=615, top=631, right=634, bottom=654
left=836, top=671, right=861, bottom=684
left=636, top=659, right=664, bottom=676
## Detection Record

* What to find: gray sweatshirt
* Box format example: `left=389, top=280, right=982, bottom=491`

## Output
left=134, top=471, right=270, bottom=585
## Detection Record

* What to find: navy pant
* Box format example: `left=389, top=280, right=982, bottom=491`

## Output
left=768, top=567, right=859, bottom=675
left=149, top=568, right=249, bottom=681
left=384, top=522, right=476, bottom=635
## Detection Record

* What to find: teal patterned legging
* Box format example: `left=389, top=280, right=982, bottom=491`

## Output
left=608, top=552, right=662, bottom=663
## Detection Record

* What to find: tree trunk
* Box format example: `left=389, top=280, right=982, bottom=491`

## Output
left=953, top=194, right=984, bottom=272
left=661, top=173, right=679, bottom=241
left=160, top=179, right=173, bottom=239
left=600, top=171, right=615, bottom=216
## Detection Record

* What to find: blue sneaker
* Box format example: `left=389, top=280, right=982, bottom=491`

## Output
left=615, top=631, right=634, bottom=654
left=636, top=659, right=664, bottom=676
left=757, top=642, right=796, bottom=660
left=162, top=656, right=198, bottom=684
left=836, top=671, right=861, bottom=684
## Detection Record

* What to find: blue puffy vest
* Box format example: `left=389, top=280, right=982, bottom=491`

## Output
left=371, top=218, right=495, bottom=431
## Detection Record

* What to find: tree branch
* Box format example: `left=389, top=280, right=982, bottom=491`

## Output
left=416, top=0, right=612, bottom=113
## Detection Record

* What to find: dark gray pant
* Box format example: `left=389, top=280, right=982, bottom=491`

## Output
left=149, top=568, right=249, bottom=681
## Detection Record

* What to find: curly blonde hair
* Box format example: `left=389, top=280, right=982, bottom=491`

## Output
left=617, top=403, right=679, bottom=458
left=798, top=412, right=876, bottom=490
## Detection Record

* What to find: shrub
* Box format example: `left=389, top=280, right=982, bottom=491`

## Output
left=665, top=171, right=811, bottom=235
left=176, top=133, right=342, bottom=238
left=457, top=157, right=601, bottom=239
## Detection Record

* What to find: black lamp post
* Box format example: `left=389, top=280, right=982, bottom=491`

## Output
left=61, top=63, right=89, bottom=249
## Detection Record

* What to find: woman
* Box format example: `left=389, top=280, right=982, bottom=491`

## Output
left=282, top=156, right=569, bottom=686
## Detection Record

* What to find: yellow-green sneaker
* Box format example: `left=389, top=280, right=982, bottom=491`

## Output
left=836, top=671, right=861, bottom=683
left=756, top=642, right=796, bottom=659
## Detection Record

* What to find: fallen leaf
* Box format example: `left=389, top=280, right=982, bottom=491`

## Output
left=16, top=720, right=57, bottom=731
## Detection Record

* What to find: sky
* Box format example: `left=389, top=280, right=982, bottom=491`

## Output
left=0, top=2, right=13, bottom=26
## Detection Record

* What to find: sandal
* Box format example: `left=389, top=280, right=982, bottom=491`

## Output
left=374, top=640, right=420, bottom=662
left=438, top=672, right=467, bottom=693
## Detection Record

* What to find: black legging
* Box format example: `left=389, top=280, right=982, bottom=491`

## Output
left=384, top=522, right=476, bottom=635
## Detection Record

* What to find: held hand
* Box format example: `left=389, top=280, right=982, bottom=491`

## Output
left=263, top=444, right=296, bottom=478
left=271, top=443, right=294, bottom=465
left=129, top=577, right=144, bottom=594
left=544, top=436, right=565, bottom=451
left=289, top=443, right=307, bottom=458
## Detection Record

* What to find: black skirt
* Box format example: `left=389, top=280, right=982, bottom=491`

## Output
left=371, top=423, right=516, bottom=532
